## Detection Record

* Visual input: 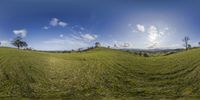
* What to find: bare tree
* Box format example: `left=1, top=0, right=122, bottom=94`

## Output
left=182, top=36, right=190, bottom=50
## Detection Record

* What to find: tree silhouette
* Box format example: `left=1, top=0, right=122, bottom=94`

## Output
left=11, top=36, right=28, bottom=49
left=188, top=44, right=191, bottom=49
left=182, top=36, right=190, bottom=50
left=114, top=44, right=117, bottom=48
left=95, top=42, right=101, bottom=47
left=199, top=42, right=200, bottom=46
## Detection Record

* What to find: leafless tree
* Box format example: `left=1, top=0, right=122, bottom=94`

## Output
left=182, top=36, right=190, bottom=50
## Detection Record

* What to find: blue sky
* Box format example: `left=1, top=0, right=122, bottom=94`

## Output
left=0, top=0, right=200, bottom=50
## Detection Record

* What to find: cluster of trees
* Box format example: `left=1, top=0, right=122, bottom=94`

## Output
left=134, top=52, right=149, bottom=57
left=95, top=42, right=101, bottom=47
left=0, top=36, right=200, bottom=51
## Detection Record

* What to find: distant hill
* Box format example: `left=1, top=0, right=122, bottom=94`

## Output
left=0, top=47, right=200, bottom=100
left=120, top=48, right=184, bottom=53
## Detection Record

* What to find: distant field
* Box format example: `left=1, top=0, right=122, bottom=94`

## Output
left=0, top=47, right=200, bottom=100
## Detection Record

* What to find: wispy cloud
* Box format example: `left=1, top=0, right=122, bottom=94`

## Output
left=42, top=33, right=98, bottom=50
left=81, top=34, right=98, bottom=41
left=58, top=21, right=67, bottom=27
left=43, top=26, right=49, bottom=30
left=0, top=40, right=10, bottom=47
left=13, top=29, right=27, bottom=37
left=43, top=18, right=68, bottom=29
left=40, top=17, right=99, bottom=50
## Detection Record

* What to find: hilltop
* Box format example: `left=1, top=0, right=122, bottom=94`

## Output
left=0, top=47, right=200, bottom=100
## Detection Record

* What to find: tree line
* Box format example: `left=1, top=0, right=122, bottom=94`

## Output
left=0, top=36, right=200, bottom=51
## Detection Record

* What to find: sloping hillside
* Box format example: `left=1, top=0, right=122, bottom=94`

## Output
left=0, top=47, right=200, bottom=100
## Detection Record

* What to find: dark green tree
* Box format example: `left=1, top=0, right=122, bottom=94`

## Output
left=188, top=44, right=191, bottom=49
left=95, top=42, right=101, bottom=47
left=11, top=37, right=28, bottom=49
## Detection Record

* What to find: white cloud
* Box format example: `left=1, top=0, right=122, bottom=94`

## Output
left=50, top=18, right=59, bottom=26
left=146, top=25, right=170, bottom=48
left=136, top=24, right=145, bottom=32
left=13, top=29, right=27, bottom=37
left=59, top=34, right=64, bottom=38
left=0, top=40, right=10, bottom=47
left=58, top=21, right=67, bottom=27
left=130, top=24, right=169, bottom=48
left=49, top=18, right=67, bottom=27
left=147, top=25, right=159, bottom=43
left=129, top=24, right=145, bottom=33
left=81, top=34, right=98, bottom=41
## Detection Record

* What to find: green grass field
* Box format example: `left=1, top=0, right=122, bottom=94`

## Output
left=0, top=47, right=200, bottom=100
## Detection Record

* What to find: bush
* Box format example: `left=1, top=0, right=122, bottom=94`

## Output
left=143, top=53, right=149, bottom=57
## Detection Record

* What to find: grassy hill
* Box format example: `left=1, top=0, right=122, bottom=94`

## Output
left=0, top=47, right=200, bottom=100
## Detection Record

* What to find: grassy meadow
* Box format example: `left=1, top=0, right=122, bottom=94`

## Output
left=0, top=47, right=200, bottom=100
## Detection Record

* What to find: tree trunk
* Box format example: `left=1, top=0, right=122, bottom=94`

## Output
left=186, top=42, right=188, bottom=50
